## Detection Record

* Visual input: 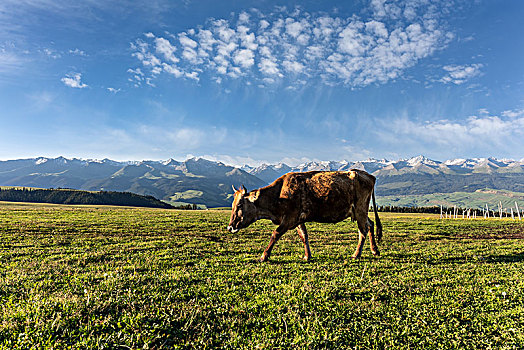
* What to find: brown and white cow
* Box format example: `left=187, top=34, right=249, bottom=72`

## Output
left=227, top=169, right=382, bottom=261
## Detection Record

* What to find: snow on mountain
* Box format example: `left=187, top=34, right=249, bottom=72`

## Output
left=35, top=157, right=48, bottom=165
left=162, top=158, right=181, bottom=167
left=248, top=163, right=293, bottom=183
left=240, top=156, right=524, bottom=183
left=406, top=155, right=440, bottom=167
left=3, top=155, right=524, bottom=188
left=294, top=161, right=336, bottom=172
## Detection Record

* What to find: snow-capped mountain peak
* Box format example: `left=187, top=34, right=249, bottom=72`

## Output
left=406, top=155, right=439, bottom=167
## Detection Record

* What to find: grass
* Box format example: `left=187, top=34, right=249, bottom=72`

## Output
left=1, top=203, right=523, bottom=349
left=169, top=190, right=204, bottom=201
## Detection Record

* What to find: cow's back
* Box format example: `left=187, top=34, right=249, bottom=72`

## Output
left=278, top=170, right=375, bottom=223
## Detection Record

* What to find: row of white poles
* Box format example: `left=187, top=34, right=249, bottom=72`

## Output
left=440, top=202, right=522, bottom=220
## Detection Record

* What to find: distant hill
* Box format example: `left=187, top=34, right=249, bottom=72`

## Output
left=0, top=187, right=173, bottom=208
left=1, top=155, right=524, bottom=209
left=0, top=157, right=266, bottom=208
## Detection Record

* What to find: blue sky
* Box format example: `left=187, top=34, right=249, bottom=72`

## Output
left=0, top=0, right=523, bottom=166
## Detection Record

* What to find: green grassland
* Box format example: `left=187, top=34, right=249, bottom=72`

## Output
left=1, top=203, right=523, bottom=349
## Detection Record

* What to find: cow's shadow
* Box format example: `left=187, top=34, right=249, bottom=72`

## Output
left=245, top=251, right=524, bottom=264
left=250, top=254, right=380, bottom=265
left=442, top=252, right=524, bottom=264
left=482, top=253, right=524, bottom=263
left=388, top=252, right=524, bottom=264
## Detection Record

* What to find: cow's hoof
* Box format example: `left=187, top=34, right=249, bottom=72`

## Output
left=260, top=256, right=269, bottom=262
left=302, top=255, right=311, bottom=262
left=371, top=250, right=380, bottom=256
left=351, top=254, right=361, bottom=259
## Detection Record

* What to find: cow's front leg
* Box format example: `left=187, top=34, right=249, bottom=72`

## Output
left=296, top=223, right=312, bottom=262
left=260, top=225, right=288, bottom=262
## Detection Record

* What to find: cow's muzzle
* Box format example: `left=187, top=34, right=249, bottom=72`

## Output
left=227, top=225, right=239, bottom=233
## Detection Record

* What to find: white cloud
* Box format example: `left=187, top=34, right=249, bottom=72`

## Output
left=216, top=42, right=237, bottom=57
left=131, top=39, right=161, bottom=67
left=43, top=48, right=61, bottom=59
left=238, top=11, right=250, bottom=24
left=162, top=63, right=183, bottom=78
left=259, top=57, right=280, bottom=75
left=259, top=19, right=270, bottom=30
left=239, top=31, right=258, bottom=51
left=381, top=111, right=524, bottom=153
left=130, top=3, right=454, bottom=87
left=107, top=87, right=120, bottom=93
left=440, top=63, right=483, bottom=84
left=285, top=19, right=307, bottom=39
left=127, top=67, right=146, bottom=85
left=283, top=59, right=305, bottom=73
left=371, top=0, right=387, bottom=18
left=61, top=73, right=88, bottom=88
left=365, top=20, right=388, bottom=38
left=338, top=21, right=369, bottom=56
left=155, top=37, right=178, bottom=63
left=305, top=45, right=324, bottom=60
left=501, top=109, right=524, bottom=118
left=197, top=29, right=216, bottom=51
left=179, top=34, right=198, bottom=49
left=259, top=46, right=272, bottom=57
left=213, top=19, right=236, bottom=42
left=69, top=48, right=87, bottom=56
left=185, top=71, right=199, bottom=81
left=182, top=47, right=200, bottom=64
left=233, top=49, right=254, bottom=68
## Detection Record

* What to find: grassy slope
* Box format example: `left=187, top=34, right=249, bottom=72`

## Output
left=0, top=204, right=523, bottom=348
left=377, top=189, right=524, bottom=210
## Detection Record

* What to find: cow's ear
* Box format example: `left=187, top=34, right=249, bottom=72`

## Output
left=248, top=190, right=260, bottom=203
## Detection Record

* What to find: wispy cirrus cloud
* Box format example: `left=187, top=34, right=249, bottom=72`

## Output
left=61, top=73, right=88, bottom=88
left=0, top=47, right=25, bottom=76
left=129, top=1, right=455, bottom=88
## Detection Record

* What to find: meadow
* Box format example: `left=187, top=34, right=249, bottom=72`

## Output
left=1, top=202, right=523, bottom=349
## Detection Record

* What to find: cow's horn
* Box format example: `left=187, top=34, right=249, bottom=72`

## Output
left=232, top=185, right=238, bottom=193
left=241, top=185, right=247, bottom=193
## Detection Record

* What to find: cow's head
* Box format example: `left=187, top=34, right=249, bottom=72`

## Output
left=227, top=185, right=259, bottom=233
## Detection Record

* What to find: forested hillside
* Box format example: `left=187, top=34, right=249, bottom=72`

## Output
left=0, top=188, right=173, bottom=208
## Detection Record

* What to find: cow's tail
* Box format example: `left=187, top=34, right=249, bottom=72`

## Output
left=372, top=188, right=383, bottom=243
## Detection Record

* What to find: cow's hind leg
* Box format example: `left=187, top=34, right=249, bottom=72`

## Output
left=260, top=225, right=288, bottom=262
left=352, top=214, right=369, bottom=259
left=367, top=218, right=379, bottom=256
left=296, top=224, right=312, bottom=262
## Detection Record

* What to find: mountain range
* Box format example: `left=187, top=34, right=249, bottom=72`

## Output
left=1, top=155, right=523, bottom=208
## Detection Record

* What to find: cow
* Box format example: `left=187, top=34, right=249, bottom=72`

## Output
left=227, top=169, right=382, bottom=262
